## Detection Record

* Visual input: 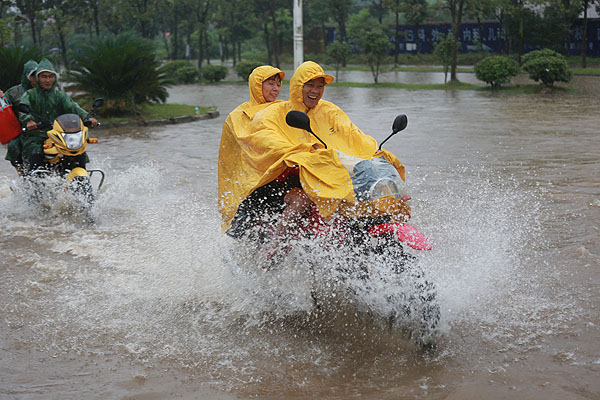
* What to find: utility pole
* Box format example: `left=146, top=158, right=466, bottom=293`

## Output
left=293, top=0, right=303, bottom=69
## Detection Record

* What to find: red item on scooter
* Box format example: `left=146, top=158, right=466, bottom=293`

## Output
left=0, top=96, right=21, bottom=145
left=369, top=222, right=434, bottom=251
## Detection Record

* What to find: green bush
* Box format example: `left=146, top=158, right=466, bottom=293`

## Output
left=175, top=65, right=200, bottom=83
left=162, top=60, right=199, bottom=84
left=200, top=65, right=228, bottom=82
left=474, top=55, right=520, bottom=88
left=522, top=49, right=572, bottom=87
left=234, top=61, right=263, bottom=81
left=65, top=32, right=170, bottom=115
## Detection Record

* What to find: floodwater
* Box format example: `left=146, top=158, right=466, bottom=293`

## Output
left=1, top=72, right=599, bottom=399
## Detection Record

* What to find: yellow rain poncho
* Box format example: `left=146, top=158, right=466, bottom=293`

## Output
left=218, top=65, right=285, bottom=228
left=218, top=61, right=407, bottom=231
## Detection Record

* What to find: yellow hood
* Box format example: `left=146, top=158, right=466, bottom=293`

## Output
left=289, top=61, right=334, bottom=112
left=247, top=65, right=285, bottom=108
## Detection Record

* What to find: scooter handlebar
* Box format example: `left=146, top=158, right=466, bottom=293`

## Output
left=22, top=120, right=51, bottom=132
left=83, top=119, right=101, bottom=128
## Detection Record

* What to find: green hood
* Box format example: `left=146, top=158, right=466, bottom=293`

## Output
left=35, top=58, right=59, bottom=90
left=21, top=59, right=38, bottom=90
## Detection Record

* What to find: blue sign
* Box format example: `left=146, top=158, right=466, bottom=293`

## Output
left=394, top=22, right=506, bottom=54
left=326, top=20, right=600, bottom=56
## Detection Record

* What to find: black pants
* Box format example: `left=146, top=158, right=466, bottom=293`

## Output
left=227, top=174, right=301, bottom=239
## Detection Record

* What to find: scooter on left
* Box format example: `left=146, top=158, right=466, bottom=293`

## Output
left=10, top=98, right=105, bottom=221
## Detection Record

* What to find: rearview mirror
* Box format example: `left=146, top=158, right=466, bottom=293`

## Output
left=285, top=110, right=327, bottom=149
left=392, top=114, right=408, bottom=134
left=286, top=110, right=312, bottom=132
left=378, top=114, right=409, bottom=151
left=92, top=98, right=104, bottom=109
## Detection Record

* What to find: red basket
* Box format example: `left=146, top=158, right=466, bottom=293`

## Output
left=0, top=96, right=22, bottom=145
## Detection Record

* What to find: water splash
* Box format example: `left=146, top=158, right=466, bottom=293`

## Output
left=0, top=161, right=567, bottom=396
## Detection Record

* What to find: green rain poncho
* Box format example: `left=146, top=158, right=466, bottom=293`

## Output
left=4, top=59, right=38, bottom=164
left=19, top=58, right=89, bottom=159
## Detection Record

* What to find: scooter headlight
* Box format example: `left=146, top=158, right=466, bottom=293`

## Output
left=64, top=131, right=84, bottom=150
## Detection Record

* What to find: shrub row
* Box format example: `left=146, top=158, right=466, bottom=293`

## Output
left=474, top=48, right=572, bottom=88
left=162, top=60, right=229, bottom=83
left=164, top=60, right=285, bottom=84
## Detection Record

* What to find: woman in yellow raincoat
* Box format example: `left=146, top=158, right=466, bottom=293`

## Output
left=221, top=61, right=408, bottom=239
left=218, top=65, right=284, bottom=233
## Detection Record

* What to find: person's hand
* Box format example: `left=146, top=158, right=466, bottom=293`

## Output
left=88, top=117, right=98, bottom=127
left=26, top=120, right=38, bottom=130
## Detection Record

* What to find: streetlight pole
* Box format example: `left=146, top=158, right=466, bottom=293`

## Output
left=293, top=0, right=303, bottom=69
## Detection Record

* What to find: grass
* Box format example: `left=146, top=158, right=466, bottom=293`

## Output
left=329, top=80, right=481, bottom=90
left=327, top=64, right=600, bottom=75
left=95, top=103, right=214, bottom=124
left=215, top=78, right=576, bottom=93
left=328, top=65, right=474, bottom=73
left=569, top=67, right=600, bottom=75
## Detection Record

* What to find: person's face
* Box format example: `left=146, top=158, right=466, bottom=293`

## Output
left=28, top=74, right=37, bottom=88
left=302, top=77, right=325, bottom=109
left=38, top=72, right=56, bottom=90
left=262, top=75, right=281, bottom=102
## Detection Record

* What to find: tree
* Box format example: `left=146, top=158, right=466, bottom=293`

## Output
left=443, top=0, right=466, bottom=82
left=14, top=0, right=44, bottom=44
left=433, top=33, right=454, bottom=83
left=364, top=28, right=392, bottom=83
left=368, top=0, right=386, bottom=23
left=383, top=0, right=402, bottom=65
left=326, top=0, right=355, bottom=43
left=45, top=0, right=81, bottom=66
left=251, top=0, right=287, bottom=67
left=65, top=33, right=170, bottom=115
left=304, top=0, right=331, bottom=54
left=215, top=0, right=255, bottom=66
left=326, top=40, right=351, bottom=80
left=75, top=0, right=101, bottom=37
left=196, top=0, right=211, bottom=66
left=545, top=0, right=582, bottom=56
left=0, top=0, right=15, bottom=46
left=579, top=0, right=600, bottom=67
left=464, top=0, right=496, bottom=50
left=349, top=9, right=391, bottom=83
left=494, top=0, right=528, bottom=63
left=400, top=0, right=428, bottom=54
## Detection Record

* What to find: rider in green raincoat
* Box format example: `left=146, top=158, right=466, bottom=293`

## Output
left=19, top=58, right=96, bottom=172
left=3, top=59, right=38, bottom=173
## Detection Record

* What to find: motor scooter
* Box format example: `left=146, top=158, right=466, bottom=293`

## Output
left=230, top=111, right=440, bottom=349
left=11, top=98, right=105, bottom=221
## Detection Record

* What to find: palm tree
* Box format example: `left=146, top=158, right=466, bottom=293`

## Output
left=65, top=33, right=170, bottom=115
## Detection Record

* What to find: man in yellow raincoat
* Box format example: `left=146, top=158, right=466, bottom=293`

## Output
left=220, top=61, right=407, bottom=238
left=218, top=65, right=285, bottom=234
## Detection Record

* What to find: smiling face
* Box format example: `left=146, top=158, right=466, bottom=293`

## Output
left=38, top=71, right=56, bottom=90
left=302, top=77, right=325, bottom=109
left=262, top=74, right=282, bottom=102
